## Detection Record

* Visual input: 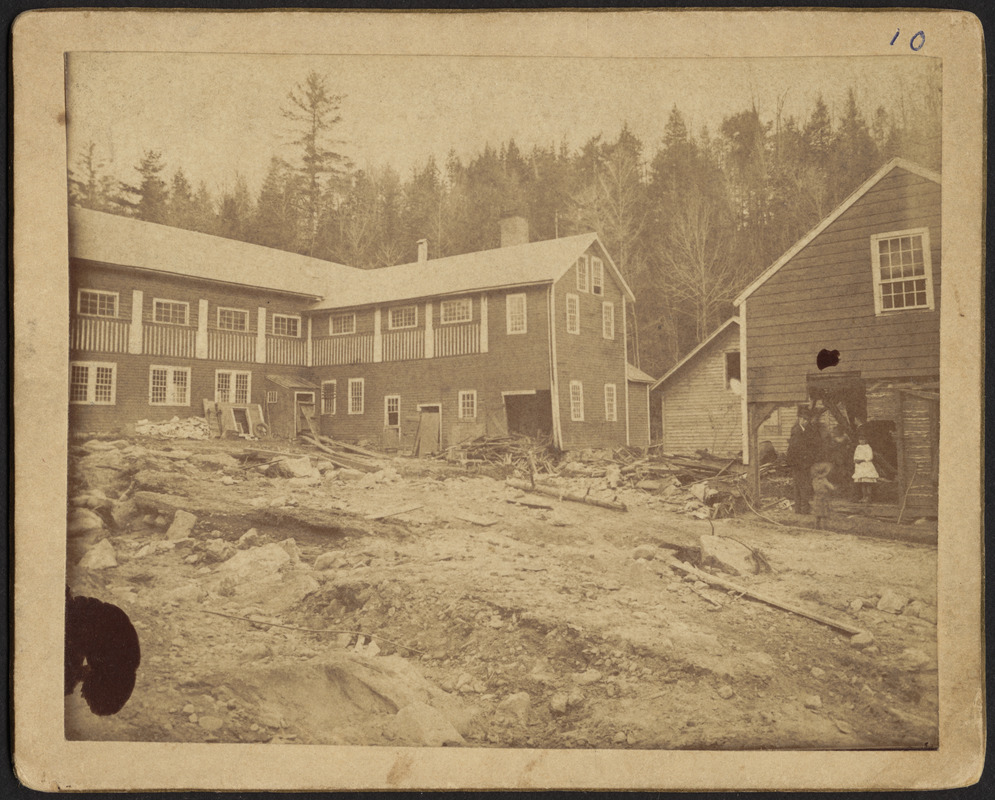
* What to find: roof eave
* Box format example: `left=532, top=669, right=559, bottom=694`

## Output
left=650, top=317, right=739, bottom=392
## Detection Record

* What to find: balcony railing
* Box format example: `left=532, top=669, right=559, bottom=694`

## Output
left=143, top=323, right=196, bottom=358
left=383, top=329, right=424, bottom=362
left=208, top=330, right=256, bottom=362
left=71, top=316, right=129, bottom=354
left=434, top=322, right=481, bottom=358
left=267, top=335, right=306, bottom=366
left=313, top=334, right=375, bottom=366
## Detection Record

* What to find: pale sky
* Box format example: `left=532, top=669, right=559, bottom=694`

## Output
left=65, top=52, right=939, bottom=196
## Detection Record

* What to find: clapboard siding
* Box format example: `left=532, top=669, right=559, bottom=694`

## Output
left=746, top=167, right=941, bottom=402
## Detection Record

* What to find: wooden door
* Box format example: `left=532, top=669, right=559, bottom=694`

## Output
left=294, top=392, right=316, bottom=436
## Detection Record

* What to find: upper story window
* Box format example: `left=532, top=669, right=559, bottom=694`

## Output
left=591, top=257, right=604, bottom=295
left=330, top=313, right=356, bottom=335
left=272, top=313, right=301, bottom=337
left=507, top=293, right=527, bottom=334
left=440, top=298, right=472, bottom=324
left=77, top=289, right=118, bottom=318
left=389, top=305, right=417, bottom=329
left=217, top=307, right=249, bottom=332
left=576, top=255, right=589, bottom=292
left=566, top=293, right=580, bottom=334
left=154, top=298, right=189, bottom=326
left=871, top=228, right=935, bottom=314
left=69, top=361, right=116, bottom=405
left=602, top=301, right=615, bottom=339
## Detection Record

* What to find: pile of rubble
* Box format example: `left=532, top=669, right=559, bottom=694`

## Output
left=442, top=434, right=559, bottom=475
left=135, top=416, right=211, bottom=440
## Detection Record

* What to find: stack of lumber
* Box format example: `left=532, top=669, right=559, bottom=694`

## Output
left=302, top=434, right=388, bottom=473
left=442, top=434, right=559, bottom=474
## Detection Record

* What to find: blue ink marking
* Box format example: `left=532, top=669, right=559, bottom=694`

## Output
left=911, top=31, right=925, bottom=51
left=891, top=29, right=900, bottom=45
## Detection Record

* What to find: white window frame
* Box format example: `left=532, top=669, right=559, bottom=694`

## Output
left=576, top=254, right=590, bottom=293
left=388, top=305, right=418, bottom=329
left=149, top=365, right=191, bottom=406
left=506, top=293, right=527, bottom=335
left=330, top=313, right=356, bottom=336
left=69, top=361, right=116, bottom=405
left=77, top=289, right=119, bottom=318
left=321, top=380, right=337, bottom=415
left=870, top=227, right=935, bottom=315
left=569, top=381, right=584, bottom=422
left=458, top=390, right=477, bottom=420
left=215, top=369, right=251, bottom=404
left=266, top=390, right=279, bottom=404
left=566, top=293, right=580, bottom=335
left=216, top=306, right=249, bottom=332
left=440, top=298, right=472, bottom=325
left=384, top=394, right=401, bottom=429
left=591, top=257, right=604, bottom=296
left=604, top=383, right=617, bottom=422
left=348, top=378, right=365, bottom=415
left=271, top=313, right=301, bottom=338
left=602, top=301, right=615, bottom=339
left=153, top=298, right=190, bottom=326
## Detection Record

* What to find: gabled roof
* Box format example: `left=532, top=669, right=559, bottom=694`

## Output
left=69, top=206, right=359, bottom=298
left=733, top=158, right=941, bottom=307
left=310, top=232, right=634, bottom=309
left=650, top=318, right=739, bottom=392
left=626, top=363, right=656, bottom=383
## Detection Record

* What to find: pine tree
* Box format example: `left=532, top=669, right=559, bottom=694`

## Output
left=68, top=141, right=122, bottom=212
left=122, top=150, right=169, bottom=222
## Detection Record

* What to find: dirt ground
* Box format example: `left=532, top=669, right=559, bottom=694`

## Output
left=65, top=434, right=939, bottom=750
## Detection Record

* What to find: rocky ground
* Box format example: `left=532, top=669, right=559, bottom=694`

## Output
left=65, top=434, right=939, bottom=750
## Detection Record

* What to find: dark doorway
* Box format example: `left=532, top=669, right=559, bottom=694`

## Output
left=415, top=405, right=441, bottom=456
left=504, top=390, right=554, bottom=438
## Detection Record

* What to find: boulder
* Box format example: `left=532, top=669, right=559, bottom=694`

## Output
left=876, top=589, right=908, bottom=614
left=849, top=631, right=875, bottom=647
left=699, top=534, right=757, bottom=576
left=549, top=693, right=569, bottom=716
left=267, top=457, right=316, bottom=479
left=110, top=498, right=139, bottom=529
left=393, top=702, right=465, bottom=747
left=314, top=552, right=339, bottom=571
left=636, top=479, right=662, bottom=492
left=216, top=543, right=292, bottom=582
left=573, top=669, right=603, bottom=686
left=189, top=452, right=240, bottom=470
left=278, top=538, right=301, bottom=563
left=237, top=528, right=262, bottom=549
left=201, top=538, right=236, bottom=563
left=497, top=691, right=531, bottom=723
left=78, top=538, right=117, bottom=570
left=67, top=508, right=104, bottom=537
left=631, top=544, right=657, bottom=561
left=166, top=510, right=198, bottom=540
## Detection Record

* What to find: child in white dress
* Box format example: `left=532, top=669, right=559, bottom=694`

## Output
left=852, top=434, right=879, bottom=503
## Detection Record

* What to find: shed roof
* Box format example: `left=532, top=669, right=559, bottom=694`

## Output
left=733, top=158, right=941, bottom=307
left=310, top=232, right=634, bottom=309
left=265, top=374, right=319, bottom=390
left=626, top=363, right=656, bottom=384
left=650, top=318, right=739, bottom=392
left=69, top=206, right=359, bottom=298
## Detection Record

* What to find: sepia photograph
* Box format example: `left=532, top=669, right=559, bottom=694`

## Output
left=13, top=9, right=984, bottom=791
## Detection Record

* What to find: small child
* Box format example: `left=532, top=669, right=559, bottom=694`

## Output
left=852, top=434, right=879, bottom=503
left=811, top=462, right=835, bottom=530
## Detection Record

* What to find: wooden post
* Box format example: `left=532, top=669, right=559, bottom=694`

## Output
left=748, top=402, right=779, bottom=503
left=480, top=294, right=488, bottom=353
left=894, top=388, right=906, bottom=503
left=195, top=299, right=209, bottom=359
left=128, top=290, right=143, bottom=354
left=373, top=308, right=382, bottom=363
left=424, top=302, right=434, bottom=359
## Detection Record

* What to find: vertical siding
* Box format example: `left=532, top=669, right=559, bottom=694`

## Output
left=627, top=382, right=650, bottom=448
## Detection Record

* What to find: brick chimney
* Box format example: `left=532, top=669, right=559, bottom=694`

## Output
left=417, top=238, right=428, bottom=263
left=499, top=216, right=529, bottom=248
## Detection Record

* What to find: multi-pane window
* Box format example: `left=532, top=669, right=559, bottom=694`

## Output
left=272, top=314, right=300, bottom=337
left=440, top=298, right=472, bottom=324
left=459, top=390, right=477, bottom=420
left=604, top=383, right=617, bottom=422
left=506, top=293, right=527, bottom=334
left=77, top=289, right=118, bottom=317
left=330, top=313, right=356, bottom=335
left=69, top=362, right=116, bottom=405
left=569, top=381, right=584, bottom=422
left=217, top=307, right=249, bottom=332
left=591, top=257, right=604, bottom=295
left=149, top=366, right=190, bottom=406
left=566, top=293, right=580, bottom=334
left=389, top=305, right=417, bottom=329
left=153, top=299, right=189, bottom=325
left=385, top=395, right=401, bottom=428
left=348, top=378, right=364, bottom=414
left=576, top=255, right=589, bottom=292
left=321, top=380, right=337, bottom=415
left=602, top=301, right=615, bottom=339
left=216, top=370, right=250, bottom=404
left=871, top=229, right=934, bottom=313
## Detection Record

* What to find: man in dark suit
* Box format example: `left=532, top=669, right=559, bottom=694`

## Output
left=786, top=406, right=823, bottom=514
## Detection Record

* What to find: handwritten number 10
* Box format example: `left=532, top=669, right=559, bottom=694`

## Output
left=892, top=29, right=926, bottom=51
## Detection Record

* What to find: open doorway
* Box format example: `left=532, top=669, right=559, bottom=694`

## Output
left=414, top=404, right=441, bottom=456
left=503, top=390, right=553, bottom=438
left=294, top=391, right=316, bottom=437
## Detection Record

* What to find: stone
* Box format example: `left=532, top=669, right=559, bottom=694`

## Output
left=636, top=479, right=662, bottom=492
left=699, top=534, right=757, bottom=576
left=78, top=538, right=117, bottom=570
left=201, top=539, right=236, bottom=563
left=336, top=468, right=366, bottom=482
left=497, top=691, right=531, bottom=722
left=810, top=667, right=826, bottom=679
left=549, top=693, right=569, bottom=715
left=613, top=731, right=628, bottom=744
left=803, top=694, right=823, bottom=709
left=198, top=715, right=224, bottom=732
left=216, top=543, right=291, bottom=582
left=182, top=703, right=195, bottom=714
left=876, top=589, right=908, bottom=614
left=109, top=498, right=138, bottom=528
left=850, top=631, right=875, bottom=647
left=220, top=476, right=236, bottom=486
left=897, top=647, right=933, bottom=671
left=903, top=600, right=927, bottom=619
left=717, top=685, right=734, bottom=699
left=573, top=669, right=602, bottom=686
left=605, top=465, right=622, bottom=488
left=631, top=544, right=657, bottom=561
left=67, top=508, right=104, bottom=537
left=166, top=510, right=198, bottom=540
left=848, top=599, right=864, bottom=613
left=279, top=538, right=301, bottom=563
left=237, top=528, right=262, bottom=549
left=243, top=642, right=272, bottom=660
left=189, top=452, right=240, bottom=470
left=393, top=702, right=465, bottom=747
left=267, top=456, right=317, bottom=480
left=314, top=552, right=339, bottom=571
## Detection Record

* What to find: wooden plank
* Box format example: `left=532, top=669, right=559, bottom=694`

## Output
left=667, top=559, right=868, bottom=637
left=506, top=479, right=628, bottom=512
left=452, top=511, right=498, bottom=527
left=505, top=498, right=555, bottom=510
left=302, top=435, right=380, bottom=473
left=365, top=504, right=423, bottom=521
left=317, top=435, right=383, bottom=459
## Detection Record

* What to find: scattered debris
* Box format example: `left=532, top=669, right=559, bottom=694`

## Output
left=135, top=416, right=211, bottom=440
left=506, top=479, right=628, bottom=512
